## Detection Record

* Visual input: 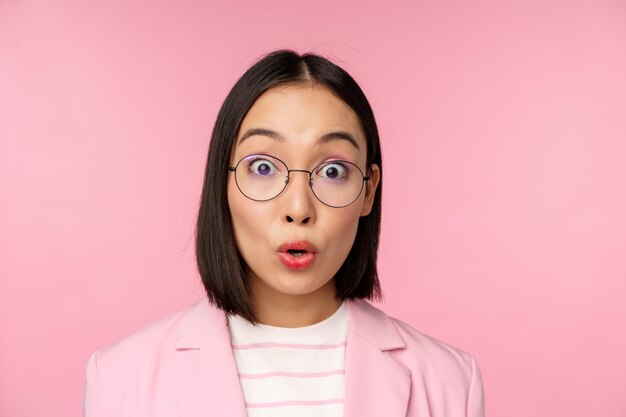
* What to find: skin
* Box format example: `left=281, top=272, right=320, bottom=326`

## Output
left=227, top=83, right=380, bottom=328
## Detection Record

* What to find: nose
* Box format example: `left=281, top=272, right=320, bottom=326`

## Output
left=282, top=170, right=316, bottom=224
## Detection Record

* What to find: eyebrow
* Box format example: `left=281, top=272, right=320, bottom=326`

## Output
left=237, top=127, right=361, bottom=151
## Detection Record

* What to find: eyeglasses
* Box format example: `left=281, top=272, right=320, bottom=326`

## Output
left=228, top=153, right=370, bottom=208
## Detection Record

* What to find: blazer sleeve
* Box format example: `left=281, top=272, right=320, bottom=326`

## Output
left=83, top=351, right=111, bottom=417
left=467, top=354, right=486, bottom=417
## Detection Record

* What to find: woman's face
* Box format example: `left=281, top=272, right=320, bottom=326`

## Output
left=227, top=83, right=380, bottom=310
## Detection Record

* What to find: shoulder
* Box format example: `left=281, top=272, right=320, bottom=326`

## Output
left=391, top=314, right=477, bottom=372
left=369, top=304, right=485, bottom=416
left=85, top=298, right=209, bottom=383
left=351, top=299, right=478, bottom=371
left=97, top=306, right=185, bottom=357
left=83, top=298, right=221, bottom=415
left=387, top=311, right=485, bottom=415
left=358, top=300, right=482, bottom=390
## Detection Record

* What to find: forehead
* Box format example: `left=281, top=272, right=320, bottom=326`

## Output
left=234, top=84, right=366, bottom=152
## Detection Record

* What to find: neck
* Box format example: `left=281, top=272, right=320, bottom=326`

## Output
left=248, top=273, right=343, bottom=328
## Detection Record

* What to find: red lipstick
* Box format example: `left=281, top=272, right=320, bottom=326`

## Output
left=277, top=240, right=317, bottom=270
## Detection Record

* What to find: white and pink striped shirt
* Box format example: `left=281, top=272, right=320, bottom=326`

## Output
left=226, top=301, right=349, bottom=417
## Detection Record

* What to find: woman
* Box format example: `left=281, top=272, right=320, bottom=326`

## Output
left=83, top=49, right=485, bottom=417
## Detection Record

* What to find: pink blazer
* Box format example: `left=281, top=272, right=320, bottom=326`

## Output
left=83, top=297, right=485, bottom=417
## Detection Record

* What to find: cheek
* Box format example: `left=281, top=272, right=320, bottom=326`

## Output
left=227, top=179, right=269, bottom=250
left=324, top=206, right=362, bottom=253
left=228, top=180, right=253, bottom=242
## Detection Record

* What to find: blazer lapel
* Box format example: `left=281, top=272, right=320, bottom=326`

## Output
left=168, top=297, right=410, bottom=417
left=343, top=299, right=411, bottom=417
left=168, top=298, right=248, bottom=417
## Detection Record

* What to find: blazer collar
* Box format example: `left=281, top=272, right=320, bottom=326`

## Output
left=169, top=297, right=410, bottom=417
left=173, top=296, right=406, bottom=351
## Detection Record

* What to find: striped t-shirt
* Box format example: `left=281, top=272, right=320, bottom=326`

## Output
left=226, top=300, right=349, bottom=417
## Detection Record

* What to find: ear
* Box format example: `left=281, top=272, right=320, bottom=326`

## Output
left=360, top=163, right=380, bottom=217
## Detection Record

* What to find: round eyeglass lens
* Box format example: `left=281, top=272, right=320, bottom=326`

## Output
left=234, top=154, right=288, bottom=201
left=310, top=160, right=365, bottom=207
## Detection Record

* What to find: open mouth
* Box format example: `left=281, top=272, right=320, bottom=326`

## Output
left=277, top=241, right=317, bottom=270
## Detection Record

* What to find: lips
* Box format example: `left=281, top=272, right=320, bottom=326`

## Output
left=277, top=240, right=318, bottom=270
left=277, top=240, right=318, bottom=254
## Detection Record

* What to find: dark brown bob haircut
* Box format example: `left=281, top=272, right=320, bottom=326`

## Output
left=195, top=49, right=383, bottom=325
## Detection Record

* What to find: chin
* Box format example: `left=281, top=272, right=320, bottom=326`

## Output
left=269, top=274, right=329, bottom=297
left=245, top=262, right=332, bottom=298
left=273, top=281, right=322, bottom=296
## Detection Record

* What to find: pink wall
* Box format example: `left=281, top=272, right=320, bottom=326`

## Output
left=1, top=1, right=625, bottom=416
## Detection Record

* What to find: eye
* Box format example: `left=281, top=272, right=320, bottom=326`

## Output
left=247, top=157, right=278, bottom=176
left=317, top=161, right=348, bottom=180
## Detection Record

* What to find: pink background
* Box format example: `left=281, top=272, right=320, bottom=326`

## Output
left=1, top=1, right=625, bottom=416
